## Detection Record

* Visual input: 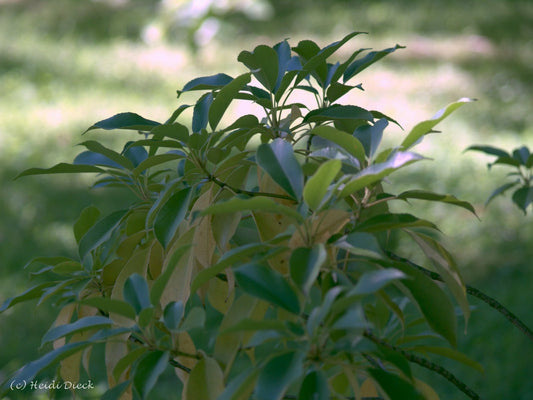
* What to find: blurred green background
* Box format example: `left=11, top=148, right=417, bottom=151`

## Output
left=1, top=0, right=532, bottom=399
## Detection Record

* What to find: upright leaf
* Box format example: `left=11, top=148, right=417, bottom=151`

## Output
left=193, top=92, right=214, bottom=133
left=184, top=356, right=224, bottom=400
left=367, top=369, right=425, bottom=400
left=256, top=138, right=304, bottom=200
left=238, top=45, right=279, bottom=91
left=343, top=45, right=404, bottom=82
left=123, top=274, right=151, bottom=314
left=255, top=351, right=305, bottom=400
left=79, top=210, right=128, bottom=260
left=209, top=73, right=251, bottom=130
left=154, top=187, right=192, bottom=248
left=133, top=351, right=169, bottom=400
left=303, top=159, right=341, bottom=210
left=289, top=245, right=327, bottom=295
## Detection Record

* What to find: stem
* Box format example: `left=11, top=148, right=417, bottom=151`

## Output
left=386, top=251, right=533, bottom=342
left=209, top=174, right=294, bottom=201
left=363, top=330, right=482, bottom=400
left=168, top=359, right=191, bottom=374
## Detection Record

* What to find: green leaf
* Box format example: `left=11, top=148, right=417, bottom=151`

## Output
left=310, top=125, right=366, bottom=163
left=79, top=209, right=128, bottom=260
left=336, top=232, right=385, bottom=259
left=392, top=261, right=457, bottom=346
left=185, top=356, right=225, bottom=400
left=0, top=282, right=57, bottom=313
left=256, top=138, right=304, bottom=200
left=193, top=92, right=214, bottom=133
left=485, top=181, right=519, bottom=205
left=42, top=316, right=113, bottom=345
left=235, top=262, right=301, bottom=314
left=190, top=243, right=271, bottom=293
left=150, top=122, right=189, bottom=142
left=465, top=144, right=510, bottom=159
left=304, top=105, right=374, bottom=125
left=15, top=163, right=105, bottom=179
left=413, top=345, right=484, bottom=373
left=163, top=301, right=184, bottom=331
left=209, top=73, right=251, bottom=130
left=202, top=196, right=304, bottom=223
left=79, top=140, right=134, bottom=169
left=101, top=380, right=131, bottom=400
left=78, top=298, right=136, bottom=320
left=133, top=351, right=169, bottom=400
left=150, top=245, right=191, bottom=305
left=397, top=190, right=477, bottom=215
left=343, top=45, right=404, bottom=82
left=298, top=370, right=329, bottom=400
left=303, top=159, right=341, bottom=210
left=217, top=368, right=259, bottom=400
left=238, top=45, right=279, bottom=91
left=367, top=369, right=425, bottom=400
left=512, top=186, right=533, bottom=213
left=407, top=230, right=470, bottom=324
left=512, top=146, right=530, bottom=165
left=74, top=206, right=101, bottom=244
left=339, top=152, right=424, bottom=197
left=355, top=213, right=438, bottom=232
left=85, top=112, right=161, bottom=133
left=113, top=348, right=148, bottom=383
left=180, top=73, right=234, bottom=93
left=255, top=351, right=304, bottom=400
left=326, top=82, right=361, bottom=103
left=354, top=118, right=388, bottom=159
left=154, top=187, right=192, bottom=248
left=132, top=153, right=185, bottom=177
left=401, top=98, right=474, bottom=150
left=289, top=245, right=327, bottom=295
left=123, top=273, right=151, bottom=314
left=351, top=268, right=406, bottom=295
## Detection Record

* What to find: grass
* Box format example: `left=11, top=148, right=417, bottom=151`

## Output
left=1, top=0, right=532, bottom=398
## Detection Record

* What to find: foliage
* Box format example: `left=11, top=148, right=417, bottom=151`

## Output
left=2, top=32, right=526, bottom=400
left=467, top=145, right=533, bottom=214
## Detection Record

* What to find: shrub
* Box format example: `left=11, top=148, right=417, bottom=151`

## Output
left=2, top=32, right=529, bottom=400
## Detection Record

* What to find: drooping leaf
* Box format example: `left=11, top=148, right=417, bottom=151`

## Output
left=367, top=369, right=425, bottom=400
left=303, top=159, right=341, bottom=210
left=15, top=163, right=105, bottom=179
left=465, top=144, right=510, bottom=159
left=413, top=345, right=484, bottom=373
left=304, top=105, right=374, bottom=125
left=392, top=261, right=457, bottom=346
left=163, top=301, right=185, bottom=331
left=512, top=186, right=533, bottom=213
left=79, top=209, right=128, bottom=260
left=209, top=73, right=251, bottom=130
left=255, top=351, right=305, bottom=400
left=0, top=282, right=57, bottom=313
left=154, top=187, right=192, bottom=248
left=397, top=190, right=477, bottom=215
left=485, top=180, right=519, bottom=205
left=351, top=268, right=406, bottom=295
left=400, top=98, right=474, bottom=150
left=289, top=245, right=327, bottom=295
left=133, top=351, right=169, bottom=400
left=354, top=213, right=438, bottom=232
left=123, top=273, right=151, bottom=314
left=41, top=316, right=113, bottom=345
left=193, top=92, right=214, bottom=133
left=234, top=262, right=301, bottom=314
left=84, top=112, right=161, bottom=133
left=256, top=138, right=304, bottom=200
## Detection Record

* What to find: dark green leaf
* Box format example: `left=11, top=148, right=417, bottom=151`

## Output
left=209, top=73, right=251, bottom=130
left=298, top=370, right=329, bottom=400
left=513, top=146, right=530, bottom=165
left=163, top=301, right=184, bottom=331
left=85, top=112, right=160, bottom=133
left=41, top=316, right=113, bottom=345
left=304, top=105, right=374, bottom=124
left=336, top=232, right=385, bottom=259
left=132, top=153, right=185, bottom=177
left=401, top=98, right=474, bottom=150
left=179, top=73, right=234, bottom=94
left=238, top=45, right=279, bottom=91
left=79, top=297, right=136, bottom=320
left=73, top=151, right=123, bottom=169
left=343, top=45, right=404, bottom=82
left=255, top=351, right=304, bottom=400
left=154, top=187, right=191, bottom=248
left=0, top=282, right=57, bottom=313
left=309, top=125, right=366, bottom=165
left=150, top=123, right=189, bottom=142
left=74, top=206, right=101, bottom=244
left=79, top=140, right=134, bottom=169
left=123, top=273, right=151, bottom=314
left=133, top=351, right=169, bottom=400
left=79, top=209, right=128, bottom=260
left=256, top=138, right=304, bottom=200
left=397, top=190, right=477, bottom=215
left=355, top=213, right=438, bottom=232
left=354, top=118, right=388, bottom=159
left=512, top=186, right=533, bottom=214
left=193, top=92, right=214, bottom=133
left=326, top=82, right=361, bottom=103
left=414, top=345, right=484, bottom=373
left=465, top=145, right=510, bottom=158
left=101, top=381, right=131, bottom=400
left=290, top=245, right=327, bottom=295
left=367, top=368, right=425, bottom=400
left=235, top=263, right=301, bottom=314
left=351, top=268, right=406, bottom=295
left=485, top=181, right=519, bottom=205
left=15, top=163, right=105, bottom=179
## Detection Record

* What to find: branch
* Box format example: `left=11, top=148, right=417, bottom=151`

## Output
left=208, top=174, right=294, bottom=201
left=168, top=358, right=191, bottom=374
left=363, top=330, right=482, bottom=400
left=386, top=251, right=533, bottom=342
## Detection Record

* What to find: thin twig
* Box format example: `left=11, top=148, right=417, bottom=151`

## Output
left=168, top=358, right=191, bottom=373
left=386, top=251, right=533, bottom=342
left=363, top=330, right=482, bottom=400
